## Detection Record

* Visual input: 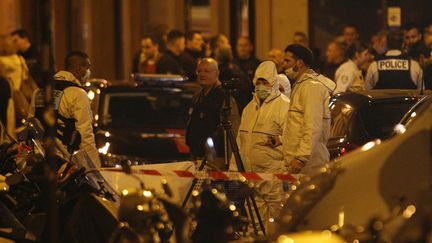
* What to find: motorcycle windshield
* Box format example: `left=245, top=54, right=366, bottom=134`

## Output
left=71, top=149, right=119, bottom=202
left=71, top=149, right=97, bottom=169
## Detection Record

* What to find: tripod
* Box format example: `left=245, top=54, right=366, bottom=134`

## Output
left=182, top=83, right=266, bottom=236
left=219, top=85, right=266, bottom=236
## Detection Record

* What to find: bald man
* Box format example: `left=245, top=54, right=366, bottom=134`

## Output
left=186, top=58, right=239, bottom=161
left=267, top=48, right=285, bottom=73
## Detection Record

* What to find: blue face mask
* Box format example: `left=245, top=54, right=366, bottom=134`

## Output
left=255, top=85, right=272, bottom=101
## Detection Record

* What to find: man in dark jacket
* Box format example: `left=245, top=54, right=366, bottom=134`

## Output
left=156, top=30, right=186, bottom=75
left=180, top=30, right=204, bottom=81
left=215, top=45, right=250, bottom=113
left=234, top=36, right=260, bottom=81
left=186, top=58, right=239, bottom=160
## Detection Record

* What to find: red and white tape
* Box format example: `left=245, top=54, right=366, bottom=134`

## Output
left=100, top=168, right=299, bottom=183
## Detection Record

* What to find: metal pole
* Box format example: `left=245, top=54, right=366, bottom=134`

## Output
left=39, top=0, right=58, bottom=242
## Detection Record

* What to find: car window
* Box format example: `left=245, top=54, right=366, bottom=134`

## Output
left=101, top=91, right=192, bottom=128
left=330, top=99, right=354, bottom=137
left=400, top=96, right=432, bottom=128
left=358, top=101, right=416, bottom=139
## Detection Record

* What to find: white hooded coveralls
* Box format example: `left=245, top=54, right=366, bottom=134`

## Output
left=234, top=61, right=290, bottom=233
left=282, top=69, right=331, bottom=175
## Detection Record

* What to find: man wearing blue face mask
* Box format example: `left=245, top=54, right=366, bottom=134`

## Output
left=231, top=60, right=290, bottom=233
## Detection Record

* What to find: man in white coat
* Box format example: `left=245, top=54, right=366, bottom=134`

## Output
left=234, top=60, right=290, bottom=233
left=283, top=44, right=331, bottom=175
left=29, top=51, right=101, bottom=167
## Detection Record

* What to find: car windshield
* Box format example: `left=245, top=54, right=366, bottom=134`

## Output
left=358, top=101, right=416, bottom=139
left=101, top=90, right=193, bottom=128
left=399, top=96, right=432, bottom=128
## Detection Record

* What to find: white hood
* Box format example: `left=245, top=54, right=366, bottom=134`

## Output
left=253, top=61, right=279, bottom=91
left=277, top=74, right=291, bottom=98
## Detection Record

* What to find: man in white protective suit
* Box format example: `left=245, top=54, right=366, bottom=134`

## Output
left=283, top=44, right=331, bottom=176
left=232, top=60, right=290, bottom=234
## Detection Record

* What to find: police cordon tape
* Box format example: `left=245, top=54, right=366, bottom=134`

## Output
left=100, top=167, right=300, bottom=183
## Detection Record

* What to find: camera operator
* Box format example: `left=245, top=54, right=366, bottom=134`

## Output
left=231, top=61, right=290, bottom=234
left=186, top=58, right=239, bottom=164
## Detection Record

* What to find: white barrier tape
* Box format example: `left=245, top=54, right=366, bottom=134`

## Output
left=100, top=168, right=299, bottom=183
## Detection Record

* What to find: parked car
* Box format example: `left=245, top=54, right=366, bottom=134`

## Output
left=274, top=91, right=432, bottom=242
left=94, top=74, right=200, bottom=166
left=327, top=89, right=427, bottom=159
left=82, top=78, right=111, bottom=115
left=397, top=94, right=432, bottom=131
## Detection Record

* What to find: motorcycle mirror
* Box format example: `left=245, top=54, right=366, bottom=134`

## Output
left=17, top=117, right=45, bottom=142
left=67, top=131, right=81, bottom=154
left=27, top=117, right=44, bottom=135
left=119, top=159, right=132, bottom=175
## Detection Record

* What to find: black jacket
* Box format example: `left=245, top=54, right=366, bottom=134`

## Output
left=156, top=50, right=185, bottom=75
left=375, top=53, right=415, bottom=89
left=180, top=49, right=203, bottom=81
left=186, top=85, right=225, bottom=157
left=233, top=56, right=260, bottom=81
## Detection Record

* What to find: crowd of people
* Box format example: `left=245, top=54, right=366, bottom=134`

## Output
left=181, top=21, right=432, bottom=233
left=134, top=22, right=432, bottom=109
left=2, top=20, right=432, bottom=234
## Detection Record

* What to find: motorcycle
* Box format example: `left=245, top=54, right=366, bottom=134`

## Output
left=0, top=118, right=119, bottom=242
